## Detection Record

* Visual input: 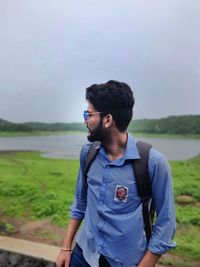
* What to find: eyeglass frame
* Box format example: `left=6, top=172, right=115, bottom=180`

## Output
left=83, top=110, right=104, bottom=121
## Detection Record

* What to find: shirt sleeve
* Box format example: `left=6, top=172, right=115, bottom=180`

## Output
left=70, top=144, right=90, bottom=220
left=147, top=148, right=176, bottom=255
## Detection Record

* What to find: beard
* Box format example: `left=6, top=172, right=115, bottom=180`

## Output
left=87, top=120, right=107, bottom=142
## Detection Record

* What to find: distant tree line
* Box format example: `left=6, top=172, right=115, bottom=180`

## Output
left=0, top=115, right=200, bottom=134
left=0, top=119, right=86, bottom=132
left=128, top=115, right=200, bottom=134
left=0, top=119, right=33, bottom=132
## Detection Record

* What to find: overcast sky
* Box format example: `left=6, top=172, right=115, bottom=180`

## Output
left=0, top=0, right=199, bottom=123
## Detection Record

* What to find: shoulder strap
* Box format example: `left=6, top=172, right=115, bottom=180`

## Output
left=84, top=141, right=101, bottom=182
left=134, top=141, right=152, bottom=199
left=133, top=141, right=154, bottom=244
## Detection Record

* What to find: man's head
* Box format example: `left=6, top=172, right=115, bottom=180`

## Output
left=84, top=80, right=134, bottom=142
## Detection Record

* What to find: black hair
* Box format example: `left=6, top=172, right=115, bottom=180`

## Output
left=86, top=80, right=135, bottom=132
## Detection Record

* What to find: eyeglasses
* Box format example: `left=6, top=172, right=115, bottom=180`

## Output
left=83, top=110, right=103, bottom=121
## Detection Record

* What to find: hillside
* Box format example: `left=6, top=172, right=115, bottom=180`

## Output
left=0, top=119, right=85, bottom=133
left=129, top=115, right=200, bottom=135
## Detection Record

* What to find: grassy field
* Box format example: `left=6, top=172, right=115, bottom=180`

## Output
left=169, top=156, right=200, bottom=262
left=0, top=151, right=78, bottom=227
left=0, top=151, right=200, bottom=265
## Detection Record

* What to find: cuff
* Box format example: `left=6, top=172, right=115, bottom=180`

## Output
left=148, top=237, right=176, bottom=255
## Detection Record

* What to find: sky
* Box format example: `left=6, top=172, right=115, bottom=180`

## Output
left=0, top=0, right=199, bottom=123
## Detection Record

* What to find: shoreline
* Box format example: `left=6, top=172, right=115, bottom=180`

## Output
left=0, top=131, right=199, bottom=140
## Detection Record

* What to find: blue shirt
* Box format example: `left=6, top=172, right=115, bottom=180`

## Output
left=70, top=134, right=176, bottom=267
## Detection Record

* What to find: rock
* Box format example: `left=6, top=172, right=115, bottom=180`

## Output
left=0, top=249, right=55, bottom=267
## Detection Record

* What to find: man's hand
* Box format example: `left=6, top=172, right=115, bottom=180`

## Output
left=56, top=250, right=72, bottom=267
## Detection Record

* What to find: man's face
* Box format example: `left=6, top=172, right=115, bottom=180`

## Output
left=84, top=103, right=107, bottom=142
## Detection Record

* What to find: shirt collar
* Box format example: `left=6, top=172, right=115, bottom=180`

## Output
left=98, top=133, right=140, bottom=166
left=124, top=133, right=140, bottom=160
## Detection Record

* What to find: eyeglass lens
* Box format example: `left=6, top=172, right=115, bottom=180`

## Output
left=83, top=110, right=89, bottom=120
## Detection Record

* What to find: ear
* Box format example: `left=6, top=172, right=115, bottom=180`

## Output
left=103, top=114, right=113, bottom=128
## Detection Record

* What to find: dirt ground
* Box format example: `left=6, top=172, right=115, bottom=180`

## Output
left=0, top=216, right=199, bottom=267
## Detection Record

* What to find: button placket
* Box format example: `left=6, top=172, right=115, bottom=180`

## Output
left=98, top=166, right=110, bottom=206
left=97, top=165, right=110, bottom=248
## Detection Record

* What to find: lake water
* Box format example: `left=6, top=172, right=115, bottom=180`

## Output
left=0, top=134, right=200, bottom=160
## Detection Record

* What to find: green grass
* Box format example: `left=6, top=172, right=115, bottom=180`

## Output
left=174, top=224, right=200, bottom=260
left=170, top=155, right=200, bottom=261
left=0, top=151, right=199, bottom=262
left=0, top=151, right=79, bottom=226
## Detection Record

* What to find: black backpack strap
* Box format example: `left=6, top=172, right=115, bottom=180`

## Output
left=134, top=141, right=152, bottom=198
left=84, top=141, right=101, bottom=183
left=133, top=141, right=154, bottom=244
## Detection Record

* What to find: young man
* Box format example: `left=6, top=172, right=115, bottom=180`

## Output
left=56, top=80, right=176, bottom=267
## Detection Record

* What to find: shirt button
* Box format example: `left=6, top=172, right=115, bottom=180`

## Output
left=99, top=201, right=103, bottom=205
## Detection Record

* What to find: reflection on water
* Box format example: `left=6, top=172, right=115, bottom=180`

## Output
left=0, top=134, right=200, bottom=160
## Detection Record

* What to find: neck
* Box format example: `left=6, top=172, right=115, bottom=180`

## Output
left=102, top=131, right=128, bottom=161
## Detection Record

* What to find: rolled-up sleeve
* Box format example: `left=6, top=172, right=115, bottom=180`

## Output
left=70, top=145, right=90, bottom=220
left=148, top=149, right=176, bottom=254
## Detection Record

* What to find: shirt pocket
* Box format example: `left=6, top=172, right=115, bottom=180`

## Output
left=108, top=181, right=141, bottom=214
